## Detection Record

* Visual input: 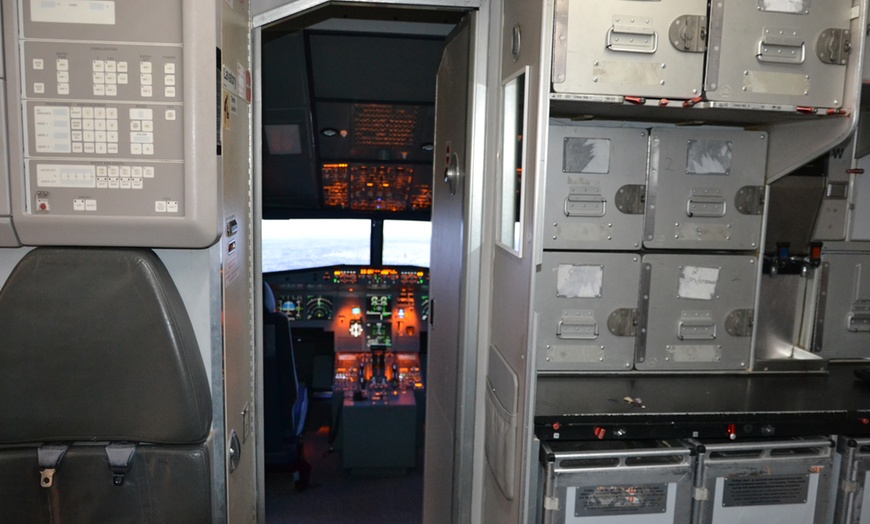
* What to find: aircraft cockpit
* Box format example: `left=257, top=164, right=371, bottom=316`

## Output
left=264, top=264, right=428, bottom=476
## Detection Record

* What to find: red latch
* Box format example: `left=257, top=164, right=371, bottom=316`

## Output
left=682, top=96, right=703, bottom=108
left=594, top=426, right=606, bottom=440
left=625, top=96, right=646, bottom=105
left=797, top=106, right=818, bottom=114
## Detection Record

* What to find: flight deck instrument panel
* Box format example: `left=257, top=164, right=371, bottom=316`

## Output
left=4, top=0, right=219, bottom=247
left=265, top=265, right=429, bottom=394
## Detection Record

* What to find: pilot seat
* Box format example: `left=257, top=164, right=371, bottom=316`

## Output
left=263, top=281, right=311, bottom=488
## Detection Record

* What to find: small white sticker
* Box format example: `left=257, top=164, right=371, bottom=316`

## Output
left=758, top=0, right=809, bottom=14
left=556, top=264, right=603, bottom=298
left=678, top=266, right=719, bottom=300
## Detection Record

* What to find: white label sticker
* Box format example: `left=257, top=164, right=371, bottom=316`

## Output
left=556, top=264, right=603, bottom=298
left=34, top=106, right=71, bottom=154
left=31, top=0, right=116, bottom=25
left=36, top=164, right=96, bottom=188
left=758, top=0, right=809, bottom=14
left=678, top=266, right=719, bottom=300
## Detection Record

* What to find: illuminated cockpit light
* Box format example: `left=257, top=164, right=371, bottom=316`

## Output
left=349, top=319, right=363, bottom=338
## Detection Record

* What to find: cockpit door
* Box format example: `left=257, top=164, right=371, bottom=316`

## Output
left=426, top=12, right=479, bottom=524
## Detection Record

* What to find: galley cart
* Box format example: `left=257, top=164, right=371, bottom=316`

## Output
left=689, top=437, right=834, bottom=524
left=834, top=436, right=870, bottom=523
left=539, top=440, right=693, bottom=523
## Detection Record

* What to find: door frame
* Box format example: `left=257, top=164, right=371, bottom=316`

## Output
left=251, top=1, right=493, bottom=523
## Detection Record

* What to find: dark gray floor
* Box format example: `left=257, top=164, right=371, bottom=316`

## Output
left=265, top=399, right=423, bottom=524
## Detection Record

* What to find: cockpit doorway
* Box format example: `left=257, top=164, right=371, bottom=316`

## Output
left=253, top=2, right=484, bottom=522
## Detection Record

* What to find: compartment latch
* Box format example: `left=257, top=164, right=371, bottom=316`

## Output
left=614, top=184, right=646, bottom=215
left=608, top=308, right=638, bottom=337
left=669, top=14, right=707, bottom=53
left=848, top=301, right=870, bottom=332
left=735, top=186, right=765, bottom=216
left=816, top=28, right=851, bottom=65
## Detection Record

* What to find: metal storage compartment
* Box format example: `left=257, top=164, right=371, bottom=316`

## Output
left=539, top=440, right=694, bottom=524
left=705, top=0, right=853, bottom=110
left=551, top=0, right=707, bottom=100
left=636, top=253, right=759, bottom=371
left=833, top=436, right=870, bottom=523
left=689, top=438, right=834, bottom=524
left=535, top=252, right=641, bottom=372
left=812, top=252, right=870, bottom=359
left=543, top=122, right=648, bottom=251
left=644, top=127, right=768, bottom=251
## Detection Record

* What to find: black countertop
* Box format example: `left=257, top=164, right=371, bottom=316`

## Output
left=535, top=363, right=870, bottom=441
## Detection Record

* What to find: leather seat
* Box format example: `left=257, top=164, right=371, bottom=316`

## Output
left=263, top=282, right=310, bottom=485
left=0, top=247, right=212, bottom=523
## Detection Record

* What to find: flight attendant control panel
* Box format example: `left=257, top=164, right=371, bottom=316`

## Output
left=3, top=0, right=220, bottom=247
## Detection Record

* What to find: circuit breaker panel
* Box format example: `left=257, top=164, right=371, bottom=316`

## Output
left=4, top=0, right=219, bottom=247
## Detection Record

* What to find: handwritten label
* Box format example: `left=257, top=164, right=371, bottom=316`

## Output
left=678, top=266, right=719, bottom=300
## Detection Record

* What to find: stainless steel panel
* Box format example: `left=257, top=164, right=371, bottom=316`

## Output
left=544, top=122, right=648, bottom=251
left=552, top=0, right=706, bottom=100
left=540, top=440, right=693, bottom=524
left=754, top=273, right=826, bottom=371
left=705, top=0, right=852, bottom=109
left=536, top=252, right=640, bottom=372
left=637, top=254, right=758, bottom=371
left=690, top=438, right=834, bottom=524
left=815, top=253, right=870, bottom=359
left=834, top=436, right=870, bottom=524
left=644, top=127, right=767, bottom=251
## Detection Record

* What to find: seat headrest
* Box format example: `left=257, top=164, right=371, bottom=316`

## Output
left=264, top=281, right=277, bottom=313
left=0, top=248, right=212, bottom=444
